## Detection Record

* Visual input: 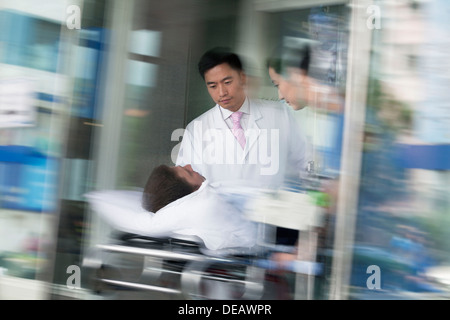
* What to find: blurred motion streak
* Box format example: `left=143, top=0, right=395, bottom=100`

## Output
left=0, top=0, right=448, bottom=300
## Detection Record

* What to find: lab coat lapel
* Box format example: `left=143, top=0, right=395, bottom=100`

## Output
left=243, top=100, right=262, bottom=159
left=212, top=105, right=229, bottom=131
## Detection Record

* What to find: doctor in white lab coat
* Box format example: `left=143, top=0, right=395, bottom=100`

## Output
left=176, top=47, right=310, bottom=190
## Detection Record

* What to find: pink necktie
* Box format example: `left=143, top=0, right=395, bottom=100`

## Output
left=231, top=111, right=246, bottom=149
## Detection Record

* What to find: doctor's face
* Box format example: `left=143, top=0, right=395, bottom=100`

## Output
left=204, top=62, right=247, bottom=112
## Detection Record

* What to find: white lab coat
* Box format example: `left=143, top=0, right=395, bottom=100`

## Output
left=176, top=98, right=310, bottom=189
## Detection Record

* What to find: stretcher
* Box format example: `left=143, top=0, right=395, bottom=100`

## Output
left=82, top=182, right=326, bottom=300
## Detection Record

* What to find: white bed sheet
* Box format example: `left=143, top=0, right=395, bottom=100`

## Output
left=84, top=181, right=257, bottom=251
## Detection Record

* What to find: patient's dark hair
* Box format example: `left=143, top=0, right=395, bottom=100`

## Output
left=142, top=165, right=196, bottom=213
left=198, top=47, right=244, bottom=80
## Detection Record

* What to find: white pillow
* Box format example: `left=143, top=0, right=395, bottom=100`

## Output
left=84, top=181, right=257, bottom=251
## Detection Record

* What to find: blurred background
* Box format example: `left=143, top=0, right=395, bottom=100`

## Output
left=0, top=0, right=448, bottom=300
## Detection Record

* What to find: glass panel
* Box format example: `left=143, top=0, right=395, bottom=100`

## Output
left=264, top=5, right=349, bottom=179
left=126, top=60, right=158, bottom=87
left=0, top=7, right=70, bottom=299
left=350, top=0, right=450, bottom=299
left=128, top=29, right=162, bottom=57
left=0, top=10, right=61, bottom=73
left=115, top=59, right=161, bottom=189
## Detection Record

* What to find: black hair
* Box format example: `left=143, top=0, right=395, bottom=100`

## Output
left=267, top=43, right=311, bottom=76
left=142, top=165, right=196, bottom=212
left=198, top=47, right=244, bottom=80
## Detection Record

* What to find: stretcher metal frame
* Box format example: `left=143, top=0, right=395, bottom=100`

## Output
left=82, top=225, right=323, bottom=300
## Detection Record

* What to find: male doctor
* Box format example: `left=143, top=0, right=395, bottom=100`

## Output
left=176, top=47, right=310, bottom=190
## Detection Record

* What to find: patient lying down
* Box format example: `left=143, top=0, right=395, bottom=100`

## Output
left=85, top=165, right=257, bottom=251
left=142, top=164, right=206, bottom=213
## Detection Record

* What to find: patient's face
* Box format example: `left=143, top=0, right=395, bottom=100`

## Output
left=173, top=165, right=205, bottom=190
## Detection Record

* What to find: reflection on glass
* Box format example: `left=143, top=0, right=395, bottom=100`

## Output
left=351, top=0, right=450, bottom=299
left=128, top=29, right=162, bottom=57
left=0, top=10, right=61, bottom=73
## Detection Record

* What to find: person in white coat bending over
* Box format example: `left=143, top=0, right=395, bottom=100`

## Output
left=176, top=47, right=311, bottom=190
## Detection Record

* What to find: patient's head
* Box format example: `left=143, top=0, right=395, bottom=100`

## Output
left=142, top=164, right=205, bottom=212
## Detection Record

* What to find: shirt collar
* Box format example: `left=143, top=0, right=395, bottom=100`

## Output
left=219, top=97, right=250, bottom=120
